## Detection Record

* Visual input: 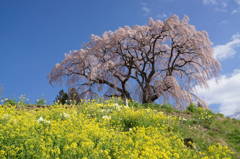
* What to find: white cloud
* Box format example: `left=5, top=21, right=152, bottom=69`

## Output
left=195, top=33, right=240, bottom=117
left=214, top=33, right=240, bottom=60
left=219, top=19, right=228, bottom=24
left=235, top=0, right=240, bottom=5
left=156, top=13, right=168, bottom=20
left=200, top=0, right=240, bottom=13
left=202, top=0, right=217, bottom=5
left=140, top=2, right=151, bottom=15
left=202, top=0, right=227, bottom=8
left=231, top=9, right=239, bottom=14
left=194, top=69, right=240, bottom=116
left=232, top=0, right=240, bottom=14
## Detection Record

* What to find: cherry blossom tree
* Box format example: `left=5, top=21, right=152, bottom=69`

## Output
left=49, top=15, right=220, bottom=107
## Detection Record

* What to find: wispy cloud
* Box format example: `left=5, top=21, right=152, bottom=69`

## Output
left=235, top=0, right=240, bottom=5
left=201, top=0, right=240, bottom=13
left=231, top=9, right=239, bottom=14
left=202, top=0, right=228, bottom=10
left=214, top=33, right=240, bottom=60
left=202, top=0, right=218, bottom=5
left=156, top=13, right=168, bottom=20
left=194, top=69, right=240, bottom=116
left=140, top=1, right=169, bottom=20
left=140, top=2, right=151, bottom=16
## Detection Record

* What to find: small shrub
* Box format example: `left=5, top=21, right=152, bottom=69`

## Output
left=16, top=94, right=29, bottom=108
left=54, top=90, right=69, bottom=105
left=1, top=98, right=17, bottom=106
left=36, top=98, right=46, bottom=106
left=160, top=103, right=176, bottom=113
left=128, top=100, right=142, bottom=108
left=186, top=103, right=199, bottom=113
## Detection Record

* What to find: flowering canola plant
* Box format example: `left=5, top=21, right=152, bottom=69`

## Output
left=0, top=100, right=234, bottom=159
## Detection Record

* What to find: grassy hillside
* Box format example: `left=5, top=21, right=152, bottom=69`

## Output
left=0, top=99, right=239, bottom=159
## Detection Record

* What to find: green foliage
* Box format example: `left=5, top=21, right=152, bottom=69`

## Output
left=160, top=103, right=177, bottom=113
left=0, top=95, right=29, bottom=107
left=1, top=98, right=17, bottom=106
left=67, top=88, right=80, bottom=104
left=128, top=100, right=141, bottom=108
left=36, top=98, right=46, bottom=106
left=185, top=104, right=215, bottom=128
left=55, top=88, right=81, bottom=105
left=54, top=89, right=69, bottom=104
left=228, top=129, right=240, bottom=152
left=17, top=94, right=29, bottom=107
left=186, top=103, right=199, bottom=113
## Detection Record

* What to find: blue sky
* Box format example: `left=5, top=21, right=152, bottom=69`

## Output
left=0, top=0, right=240, bottom=115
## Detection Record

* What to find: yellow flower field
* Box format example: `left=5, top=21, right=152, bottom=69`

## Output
left=0, top=100, right=234, bottom=159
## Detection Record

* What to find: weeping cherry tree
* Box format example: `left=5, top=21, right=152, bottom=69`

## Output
left=49, top=15, right=220, bottom=108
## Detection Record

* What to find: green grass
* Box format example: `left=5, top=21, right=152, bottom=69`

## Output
left=140, top=102, right=240, bottom=158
